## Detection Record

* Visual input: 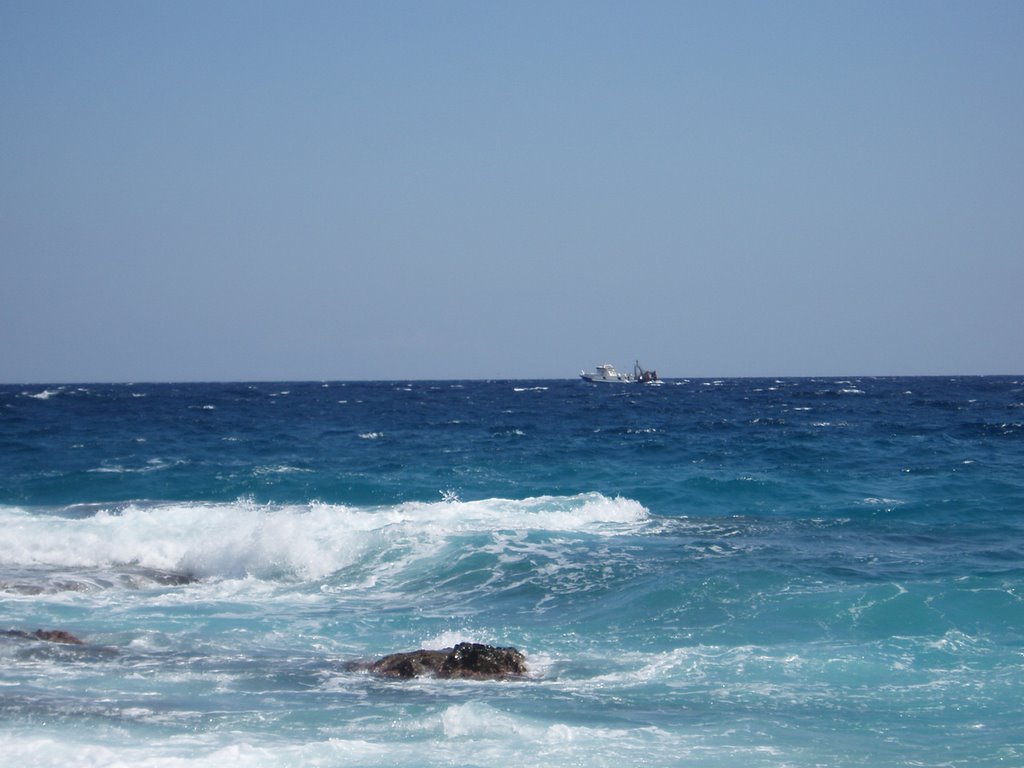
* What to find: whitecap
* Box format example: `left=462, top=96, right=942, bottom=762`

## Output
left=23, top=388, right=61, bottom=400
left=253, top=465, right=312, bottom=475
left=441, top=702, right=542, bottom=739
left=861, top=497, right=904, bottom=506
left=86, top=458, right=184, bottom=474
left=0, top=493, right=649, bottom=584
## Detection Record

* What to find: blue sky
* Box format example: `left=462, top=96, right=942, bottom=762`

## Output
left=2, top=1, right=1022, bottom=381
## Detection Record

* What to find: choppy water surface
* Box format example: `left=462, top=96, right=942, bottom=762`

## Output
left=1, top=377, right=1022, bottom=766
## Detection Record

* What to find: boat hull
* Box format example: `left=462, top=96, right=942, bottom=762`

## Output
left=580, top=361, right=659, bottom=384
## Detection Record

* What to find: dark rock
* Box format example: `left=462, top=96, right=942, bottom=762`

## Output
left=32, top=629, right=84, bottom=644
left=362, top=642, right=527, bottom=680
left=1, top=629, right=85, bottom=644
left=370, top=649, right=450, bottom=678
left=440, top=642, right=527, bottom=679
left=1, top=567, right=195, bottom=596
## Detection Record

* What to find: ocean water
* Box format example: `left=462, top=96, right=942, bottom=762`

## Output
left=1, top=377, right=1022, bottom=767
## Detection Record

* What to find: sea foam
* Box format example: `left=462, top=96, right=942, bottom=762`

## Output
left=0, top=494, right=649, bottom=584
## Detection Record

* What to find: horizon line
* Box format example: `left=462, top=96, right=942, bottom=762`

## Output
left=3, top=373, right=1021, bottom=387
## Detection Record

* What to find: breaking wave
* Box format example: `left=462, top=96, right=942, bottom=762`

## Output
left=0, top=494, right=649, bottom=583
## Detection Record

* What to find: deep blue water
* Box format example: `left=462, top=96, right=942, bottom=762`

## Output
left=1, top=377, right=1022, bottom=766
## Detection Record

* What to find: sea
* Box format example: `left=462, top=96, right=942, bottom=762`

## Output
left=1, top=376, right=1022, bottom=767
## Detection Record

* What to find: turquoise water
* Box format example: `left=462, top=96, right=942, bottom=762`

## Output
left=1, top=377, right=1022, bottom=766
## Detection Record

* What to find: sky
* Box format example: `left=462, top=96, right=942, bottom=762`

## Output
left=2, top=1, right=1022, bottom=382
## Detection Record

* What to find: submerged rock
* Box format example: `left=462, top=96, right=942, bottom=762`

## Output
left=2, top=629, right=85, bottom=644
left=0, top=567, right=195, bottom=596
left=359, top=642, right=528, bottom=680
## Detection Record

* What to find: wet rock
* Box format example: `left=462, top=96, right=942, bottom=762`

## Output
left=360, top=642, right=527, bottom=680
left=370, top=649, right=450, bottom=678
left=0, top=567, right=195, bottom=596
left=439, top=642, right=527, bottom=679
left=32, top=629, right=84, bottom=644
left=2, top=629, right=84, bottom=644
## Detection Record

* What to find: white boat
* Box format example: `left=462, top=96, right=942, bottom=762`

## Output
left=580, top=363, right=633, bottom=383
left=580, top=361, right=660, bottom=384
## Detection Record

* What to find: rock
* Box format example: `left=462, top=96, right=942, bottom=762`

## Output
left=1, top=628, right=85, bottom=644
left=31, top=629, right=84, bottom=644
left=362, top=642, right=527, bottom=680
left=440, top=642, right=527, bottom=679
left=370, top=649, right=450, bottom=678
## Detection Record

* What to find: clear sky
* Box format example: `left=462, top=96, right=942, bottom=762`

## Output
left=2, top=1, right=1022, bottom=382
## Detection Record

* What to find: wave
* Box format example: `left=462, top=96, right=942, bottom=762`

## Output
left=87, top=458, right=189, bottom=474
left=0, top=494, right=649, bottom=585
left=22, top=388, right=62, bottom=400
left=0, top=704, right=676, bottom=768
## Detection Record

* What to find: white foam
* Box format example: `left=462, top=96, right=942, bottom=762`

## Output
left=416, top=628, right=502, bottom=650
left=252, top=465, right=312, bottom=475
left=394, top=493, right=649, bottom=534
left=0, top=720, right=676, bottom=768
left=87, top=458, right=186, bottom=474
left=0, top=502, right=363, bottom=581
left=861, top=497, right=904, bottom=506
left=23, top=388, right=61, bottom=400
left=442, top=701, right=542, bottom=739
left=0, top=494, right=648, bottom=584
